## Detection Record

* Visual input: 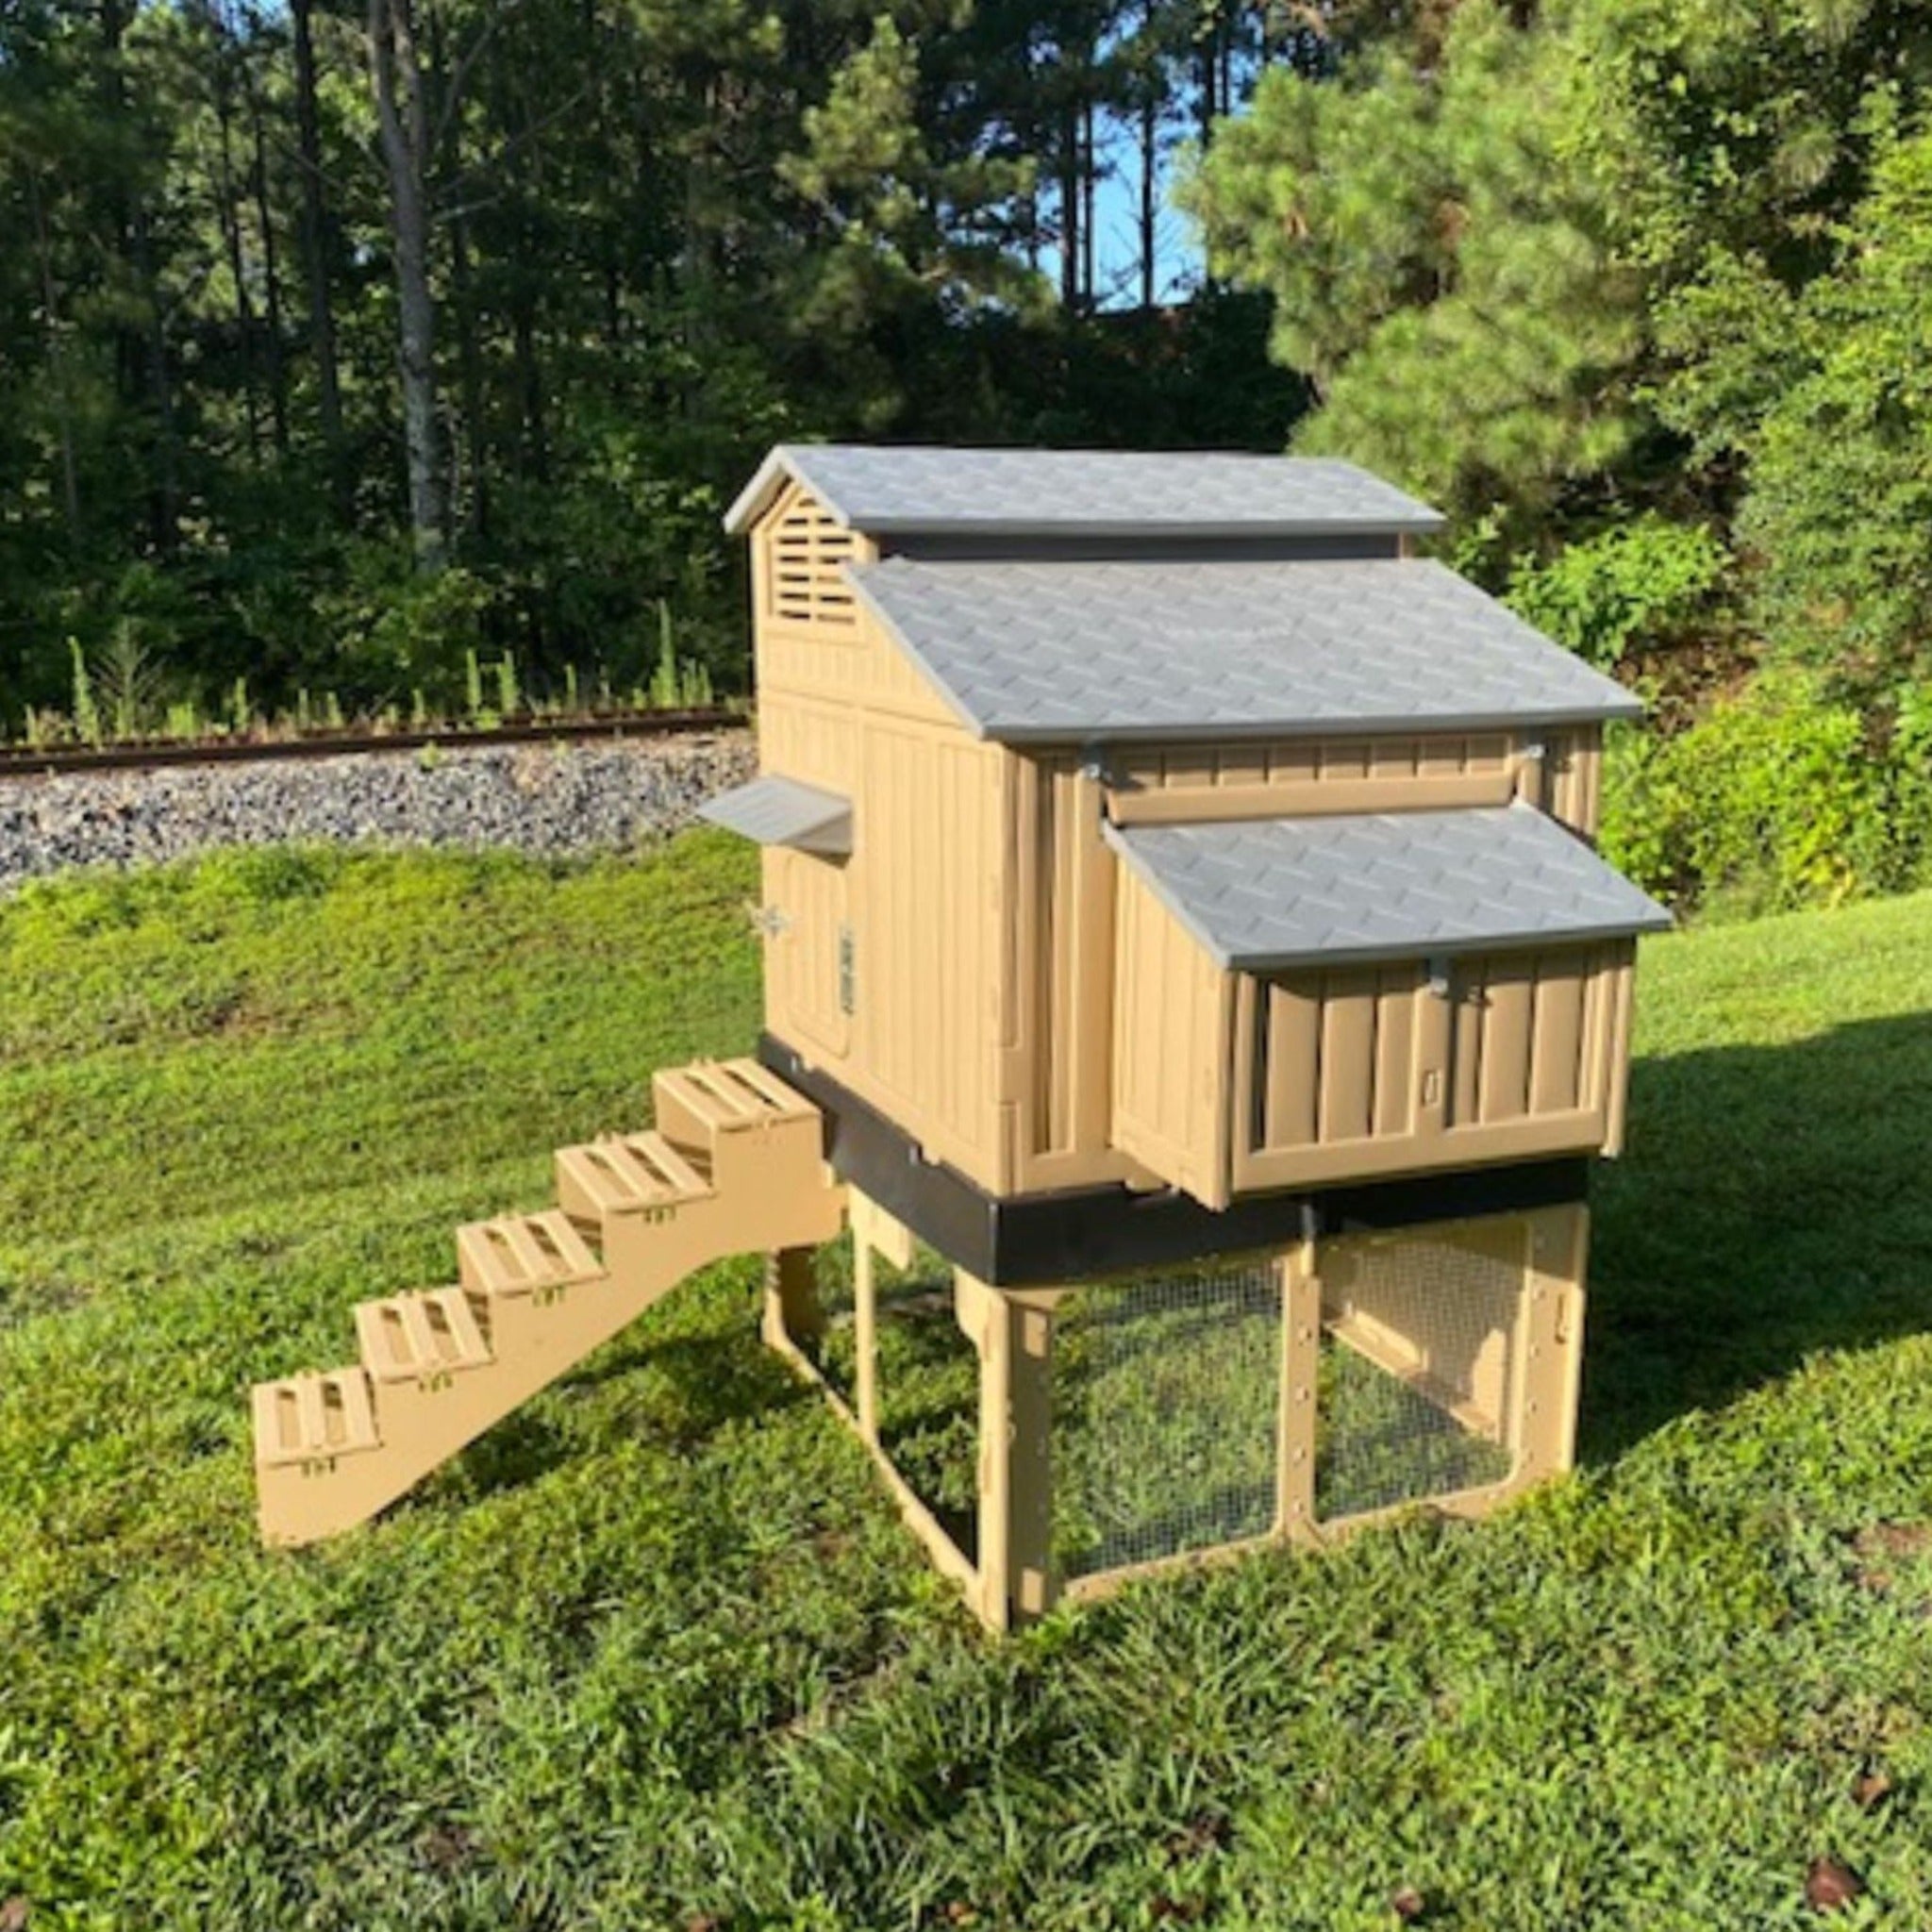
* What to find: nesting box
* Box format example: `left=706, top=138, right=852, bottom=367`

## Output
left=705, top=445, right=1667, bottom=1626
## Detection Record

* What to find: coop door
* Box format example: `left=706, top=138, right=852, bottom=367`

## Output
left=763, top=846, right=851, bottom=1058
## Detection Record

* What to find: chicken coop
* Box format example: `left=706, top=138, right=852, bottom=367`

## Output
left=253, top=444, right=1666, bottom=1630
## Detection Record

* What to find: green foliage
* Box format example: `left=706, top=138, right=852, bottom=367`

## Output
left=1507, top=517, right=1728, bottom=670
left=1186, top=0, right=1929, bottom=540
left=1600, top=672, right=1910, bottom=915
left=67, top=637, right=99, bottom=748
left=1727, top=118, right=1932, bottom=689
left=0, top=0, right=1304, bottom=734
left=1186, top=3, right=1647, bottom=522
left=5, top=844, right=1932, bottom=1924
left=324, top=553, right=498, bottom=704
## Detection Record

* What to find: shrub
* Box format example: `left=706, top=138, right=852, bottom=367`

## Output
left=1506, top=516, right=1728, bottom=671
left=1601, top=671, right=1894, bottom=917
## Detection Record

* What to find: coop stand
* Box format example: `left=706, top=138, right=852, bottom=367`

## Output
left=765, top=1188, right=1589, bottom=1631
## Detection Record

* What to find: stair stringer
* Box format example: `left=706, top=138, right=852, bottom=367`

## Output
left=255, top=1065, right=845, bottom=1547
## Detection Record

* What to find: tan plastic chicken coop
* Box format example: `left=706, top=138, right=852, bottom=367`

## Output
left=253, top=445, right=1668, bottom=1627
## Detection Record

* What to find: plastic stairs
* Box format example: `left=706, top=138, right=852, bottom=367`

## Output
left=251, top=1058, right=843, bottom=1545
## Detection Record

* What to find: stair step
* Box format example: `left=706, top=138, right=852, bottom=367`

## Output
left=253, top=1368, right=380, bottom=1469
left=356, top=1286, right=493, bottom=1384
left=557, top=1130, right=714, bottom=1218
left=458, top=1208, right=607, bottom=1300
left=655, top=1058, right=817, bottom=1138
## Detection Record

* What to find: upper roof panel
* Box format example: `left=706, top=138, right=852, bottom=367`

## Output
left=846, top=557, right=1641, bottom=743
left=1106, top=805, right=1672, bottom=973
left=724, top=443, right=1446, bottom=539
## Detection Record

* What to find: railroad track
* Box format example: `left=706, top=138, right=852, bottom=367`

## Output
left=0, top=706, right=747, bottom=781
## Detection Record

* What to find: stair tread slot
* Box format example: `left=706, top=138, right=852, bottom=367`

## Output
left=461, top=1209, right=606, bottom=1295
left=620, top=1132, right=711, bottom=1199
left=556, top=1145, right=625, bottom=1215
left=357, top=1288, right=492, bottom=1381
left=721, top=1058, right=803, bottom=1115
left=529, top=1208, right=606, bottom=1274
left=253, top=1368, right=380, bottom=1466
left=592, top=1137, right=676, bottom=1202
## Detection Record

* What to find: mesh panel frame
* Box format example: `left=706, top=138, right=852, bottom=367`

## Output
left=1314, top=1223, right=1527, bottom=1526
left=1052, top=1257, right=1284, bottom=1580
left=872, top=1241, right=981, bottom=1563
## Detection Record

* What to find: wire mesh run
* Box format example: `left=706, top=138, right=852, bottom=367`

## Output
left=1315, top=1228, right=1522, bottom=1524
left=873, top=1241, right=980, bottom=1564
left=1053, top=1258, right=1283, bottom=1580
left=805, top=1230, right=859, bottom=1406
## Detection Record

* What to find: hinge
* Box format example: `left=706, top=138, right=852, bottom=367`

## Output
left=748, top=904, right=791, bottom=939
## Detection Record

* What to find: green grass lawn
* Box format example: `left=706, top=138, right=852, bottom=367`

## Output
left=3, top=840, right=1932, bottom=1930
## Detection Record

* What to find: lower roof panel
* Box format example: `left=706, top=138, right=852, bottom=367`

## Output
left=1105, top=804, right=1671, bottom=973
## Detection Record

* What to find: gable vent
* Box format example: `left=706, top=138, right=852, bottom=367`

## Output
left=770, top=491, right=859, bottom=629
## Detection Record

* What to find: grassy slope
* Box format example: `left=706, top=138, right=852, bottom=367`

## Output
left=2, top=842, right=1931, bottom=1930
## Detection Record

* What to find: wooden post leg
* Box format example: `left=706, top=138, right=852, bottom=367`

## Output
left=961, top=1273, right=1057, bottom=1631
left=854, top=1233, right=879, bottom=1443
left=1277, top=1244, right=1321, bottom=1544
left=764, top=1246, right=824, bottom=1354
left=1514, top=1204, right=1589, bottom=1480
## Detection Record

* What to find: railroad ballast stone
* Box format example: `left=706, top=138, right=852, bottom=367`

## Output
left=0, top=732, right=757, bottom=892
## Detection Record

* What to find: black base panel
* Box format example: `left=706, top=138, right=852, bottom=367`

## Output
left=758, top=1035, right=1590, bottom=1288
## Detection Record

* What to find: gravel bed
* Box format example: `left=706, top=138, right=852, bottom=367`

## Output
left=0, top=732, right=757, bottom=893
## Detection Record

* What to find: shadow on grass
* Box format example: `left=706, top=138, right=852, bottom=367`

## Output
left=1582, top=1010, right=1932, bottom=1459
left=447, top=1330, right=815, bottom=1502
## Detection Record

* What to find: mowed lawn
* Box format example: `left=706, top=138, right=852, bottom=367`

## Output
left=3, top=838, right=1932, bottom=1931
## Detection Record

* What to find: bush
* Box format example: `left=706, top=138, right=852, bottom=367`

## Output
left=1506, top=516, right=1728, bottom=671
left=322, top=547, right=500, bottom=706
left=1600, top=670, right=1916, bottom=918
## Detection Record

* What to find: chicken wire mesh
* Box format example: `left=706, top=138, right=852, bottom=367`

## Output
left=804, top=1229, right=859, bottom=1404
left=1052, top=1257, right=1283, bottom=1580
left=872, top=1240, right=980, bottom=1565
left=1315, top=1227, right=1524, bottom=1524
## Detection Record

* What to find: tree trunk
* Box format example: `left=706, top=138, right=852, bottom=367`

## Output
left=1140, top=0, right=1161, bottom=311
left=28, top=174, right=82, bottom=545
left=212, top=52, right=263, bottom=467
left=1198, top=7, right=1219, bottom=147
left=1080, top=95, right=1096, bottom=310
left=369, top=0, right=447, bottom=571
left=1140, top=90, right=1157, bottom=309
left=245, top=40, right=291, bottom=458
left=291, top=0, right=345, bottom=470
left=1059, top=101, right=1081, bottom=312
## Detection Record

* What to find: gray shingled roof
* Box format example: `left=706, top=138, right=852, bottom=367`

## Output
left=1105, top=805, right=1671, bottom=972
left=698, top=774, right=853, bottom=858
left=848, top=557, right=1640, bottom=744
left=724, top=444, right=1444, bottom=538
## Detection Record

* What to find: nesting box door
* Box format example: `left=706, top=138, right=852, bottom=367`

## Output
left=1229, top=941, right=1632, bottom=1193
left=762, top=847, right=852, bottom=1060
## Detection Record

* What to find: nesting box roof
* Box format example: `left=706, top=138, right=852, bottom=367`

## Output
left=723, top=443, right=1445, bottom=539
left=1105, top=804, right=1672, bottom=973
left=846, top=557, right=1641, bottom=745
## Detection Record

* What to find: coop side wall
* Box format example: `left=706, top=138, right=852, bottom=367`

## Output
left=1108, top=863, right=1236, bottom=1208
left=751, top=480, right=1015, bottom=1191
left=1102, top=724, right=1606, bottom=841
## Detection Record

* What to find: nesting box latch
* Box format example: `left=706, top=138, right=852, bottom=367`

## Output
left=1514, top=737, right=1547, bottom=805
